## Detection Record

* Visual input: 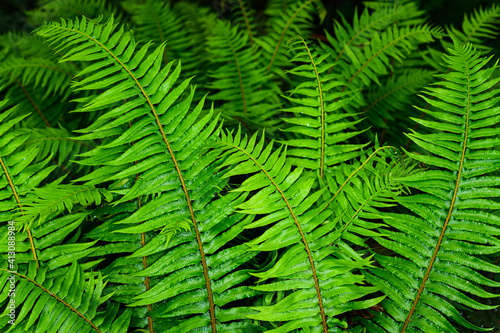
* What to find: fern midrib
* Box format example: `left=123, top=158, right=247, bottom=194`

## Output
left=343, top=28, right=432, bottom=91
left=300, top=37, right=326, bottom=179
left=0, top=155, right=39, bottom=269
left=321, top=146, right=396, bottom=212
left=238, top=0, right=254, bottom=45
left=400, top=58, right=471, bottom=332
left=265, top=0, right=314, bottom=75
left=13, top=77, right=51, bottom=127
left=362, top=77, right=418, bottom=114
left=227, top=141, right=328, bottom=332
left=333, top=9, right=396, bottom=64
left=55, top=25, right=217, bottom=332
left=1, top=268, right=101, bottom=332
left=228, top=39, right=248, bottom=114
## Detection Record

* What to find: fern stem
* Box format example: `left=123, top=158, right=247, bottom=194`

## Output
left=401, top=55, right=471, bottom=333
left=321, top=146, right=397, bottom=212
left=226, top=141, right=328, bottom=332
left=0, top=156, right=39, bottom=269
left=265, top=0, right=315, bottom=75
left=298, top=36, right=326, bottom=179
left=0, top=268, right=102, bottom=332
left=51, top=26, right=218, bottom=331
left=13, top=77, right=51, bottom=128
left=237, top=0, right=254, bottom=45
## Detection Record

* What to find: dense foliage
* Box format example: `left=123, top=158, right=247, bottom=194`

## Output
left=1, top=0, right=500, bottom=332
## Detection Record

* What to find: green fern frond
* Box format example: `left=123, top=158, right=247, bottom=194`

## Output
left=281, top=37, right=368, bottom=178
left=445, top=3, right=500, bottom=54
left=214, top=129, right=383, bottom=332
left=36, top=16, right=264, bottom=331
left=0, top=262, right=131, bottom=332
left=257, top=0, right=321, bottom=76
left=0, top=57, right=73, bottom=99
left=337, top=24, right=442, bottom=93
left=365, top=41, right=500, bottom=332
left=326, top=1, right=426, bottom=66
left=206, top=20, right=279, bottom=130
left=16, top=184, right=112, bottom=227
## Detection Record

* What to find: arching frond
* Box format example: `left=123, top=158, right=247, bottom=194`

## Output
left=365, top=41, right=500, bottom=333
left=445, top=3, right=500, bottom=54
left=281, top=37, right=368, bottom=178
left=206, top=20, right=279, bottom=130
left=0, top=262, right=131, bottom=332
left=36, top=16, right=263, bottom=332
left=214, top=129, right=383, bottom=332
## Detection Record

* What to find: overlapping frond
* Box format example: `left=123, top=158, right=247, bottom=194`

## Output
left=256, top=0, right=322, bottom=75
left=206, top=20, right=279, bottom=130
left=319, top=146, right=411, bottom=256
left=121, top=0, right=201, bottom=81
left=0, top=262, right=131, bottom=332
left=36, top=16, right=262, bottom=331
left=364, top=41, right=500, bottom=332
left=281, top=37, right=367, bottom=178
left=445, top=3, right=500, bottom=54
left=0, top=102, right=57, bottom=266
left=336, top=24, right=442, bottom=94
left=214, top=129, right=383, bottom=332
left=327, top=1, right=426, bottom=66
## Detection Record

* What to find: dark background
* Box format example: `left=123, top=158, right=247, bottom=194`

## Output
left=1, top=0, right=499, bottom=34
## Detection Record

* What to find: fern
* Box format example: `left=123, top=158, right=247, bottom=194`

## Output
left=365, top=40, right=500, bottom=332
left=2, top=1, right=500, bottom=332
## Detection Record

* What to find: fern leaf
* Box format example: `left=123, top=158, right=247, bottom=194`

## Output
left=16, top=184, right=112, bottom=227
left=282, top=37, right=368, bottom=178
left=0, top=262, right=131, bottom=332
left=445, top=3, right=500, bottom=54
left=214, top=129, right=383, bottom=332
left=206, top=20, right=279, bottom=130
left=365, top=41, right=500, bottom=332
left=36, top=16, right=262, bottom=331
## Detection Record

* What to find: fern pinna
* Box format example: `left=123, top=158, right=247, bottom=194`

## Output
left=1, top=0, right=500, bottom=332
